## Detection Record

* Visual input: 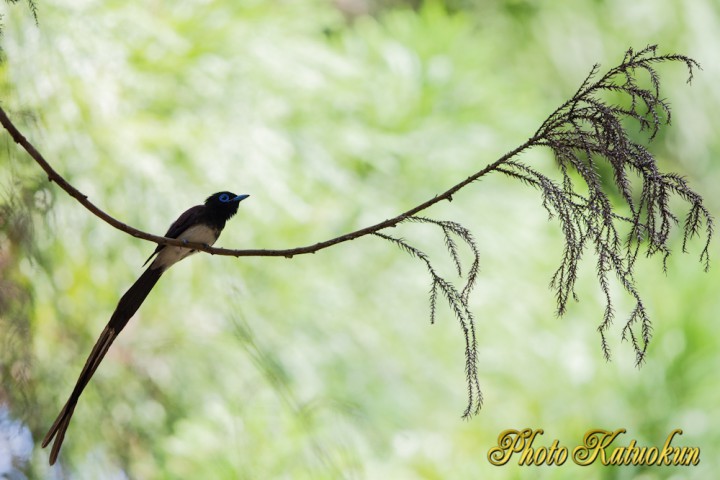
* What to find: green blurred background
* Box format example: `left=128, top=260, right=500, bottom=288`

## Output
left=0, top=0, right=718, bottom=478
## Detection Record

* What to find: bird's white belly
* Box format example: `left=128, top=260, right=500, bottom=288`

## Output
left=151, top=224, right=219, bottom=271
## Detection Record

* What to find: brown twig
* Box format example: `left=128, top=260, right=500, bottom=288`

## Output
left=0, top=105, right=538, bottom=258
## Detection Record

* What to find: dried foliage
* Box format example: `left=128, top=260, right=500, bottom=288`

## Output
left=375, top=46, right=712, bottom=417
left=374, top=215, right=482, bottom=417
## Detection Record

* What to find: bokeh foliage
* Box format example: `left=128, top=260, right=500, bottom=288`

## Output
left=1, top=0, right=719, bottom=478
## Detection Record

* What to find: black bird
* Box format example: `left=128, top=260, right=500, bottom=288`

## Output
left=42, top=191, right=249, bottom=465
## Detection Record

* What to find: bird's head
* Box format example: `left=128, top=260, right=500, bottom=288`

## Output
left=205, top=191, right=250, bottom=219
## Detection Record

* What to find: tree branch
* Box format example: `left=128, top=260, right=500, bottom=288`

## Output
left=0, top=105, right=538, bottom=258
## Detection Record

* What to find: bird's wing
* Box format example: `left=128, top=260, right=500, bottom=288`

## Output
left=142, top=205, right=205, bottom=267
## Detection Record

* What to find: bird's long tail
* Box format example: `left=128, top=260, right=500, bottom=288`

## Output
left=42, top=266, right=163, bottom=465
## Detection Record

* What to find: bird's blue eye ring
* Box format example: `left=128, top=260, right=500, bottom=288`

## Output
left=219, top=193, right=230, bottom=203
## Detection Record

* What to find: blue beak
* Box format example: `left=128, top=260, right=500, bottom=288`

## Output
left=233, top=194, right=250, bottom=202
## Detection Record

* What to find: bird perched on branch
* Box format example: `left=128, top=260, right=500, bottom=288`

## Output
left=42, top=191, right=250, bottom=465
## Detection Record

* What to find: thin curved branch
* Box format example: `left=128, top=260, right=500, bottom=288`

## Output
left=0, top=105, right=539, bottom=258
